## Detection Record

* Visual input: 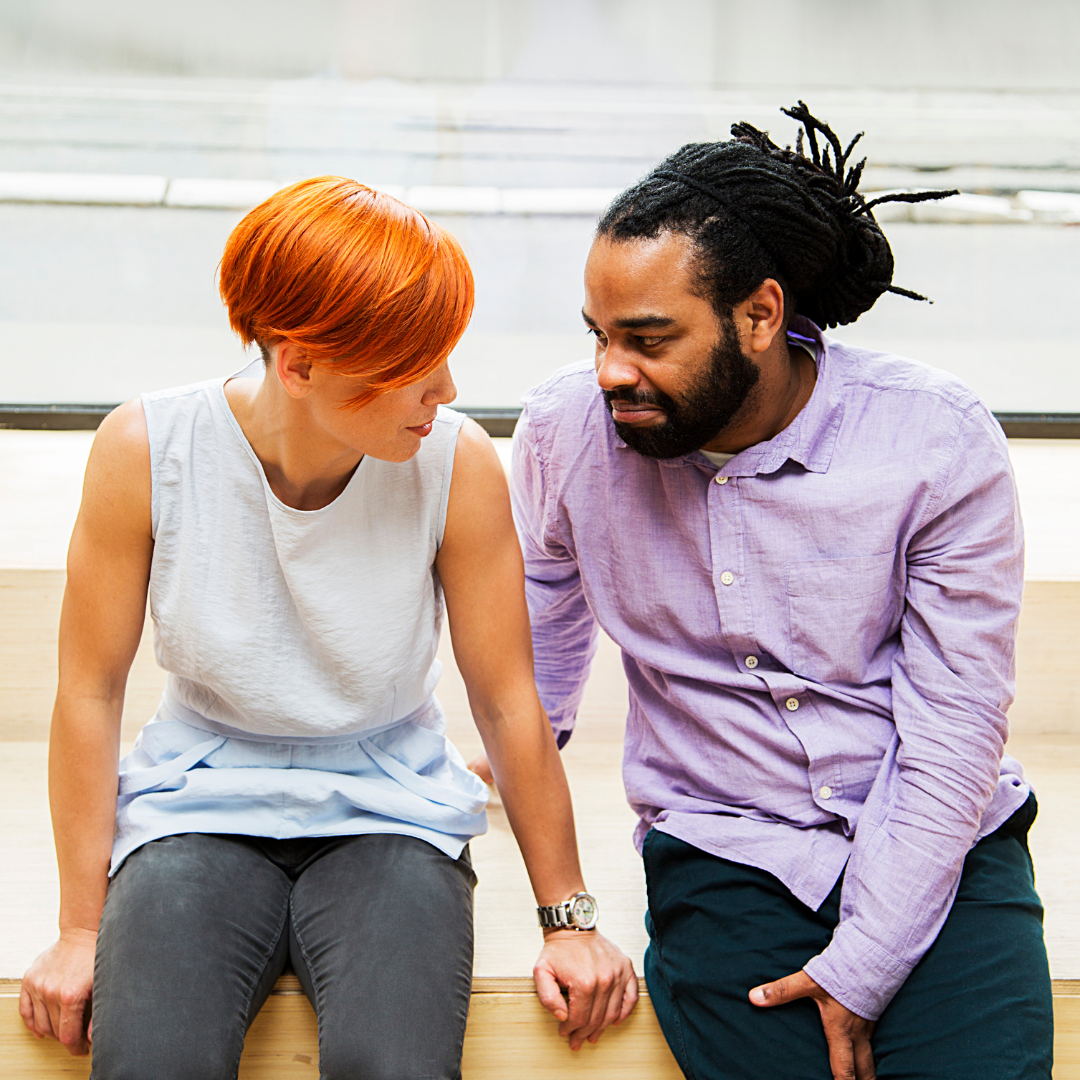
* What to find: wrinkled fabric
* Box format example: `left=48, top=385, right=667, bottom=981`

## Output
left=511, top=317, right=1029, bottom=1019
left=113, top=704, right=489, bottom=875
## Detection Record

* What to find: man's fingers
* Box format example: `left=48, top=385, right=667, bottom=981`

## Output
left=532, top=964, right=569, bottom=1022
left=824, top=1026, right=858, bottom=1080
left=749, top=969, right=817, bottom=1007
left=853, top=1028, right=877, bottom=1080
left=467, top=753, right=494, bottom=785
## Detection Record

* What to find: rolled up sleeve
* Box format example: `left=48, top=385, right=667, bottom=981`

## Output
left=804, top=403, right=1026, bottom=1019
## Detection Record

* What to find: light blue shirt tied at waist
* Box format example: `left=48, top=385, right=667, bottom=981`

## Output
left=113, top=686, right=489, bottom=875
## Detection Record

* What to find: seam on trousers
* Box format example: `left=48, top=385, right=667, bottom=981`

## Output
left=228, top=885, right=292, bottom=1080
left=290, top=909, right=328, bottom=1075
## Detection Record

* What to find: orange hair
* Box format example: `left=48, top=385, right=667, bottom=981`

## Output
left=219, top=176, right=474, bottom=407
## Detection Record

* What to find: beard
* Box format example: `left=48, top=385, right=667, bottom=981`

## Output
left=604, top=316, right=760, bottom=459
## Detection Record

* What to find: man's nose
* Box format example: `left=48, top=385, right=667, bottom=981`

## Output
left=595, top=343, right=642, bottom=393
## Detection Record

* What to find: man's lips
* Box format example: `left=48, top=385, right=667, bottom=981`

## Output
left=608, top=401, right=666, bottom=424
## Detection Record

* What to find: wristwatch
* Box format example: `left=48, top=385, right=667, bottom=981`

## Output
left=537, top=891, right=599, bottom=931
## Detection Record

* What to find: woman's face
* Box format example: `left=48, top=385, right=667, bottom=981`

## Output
left=300, top=358, right=459, bottom=464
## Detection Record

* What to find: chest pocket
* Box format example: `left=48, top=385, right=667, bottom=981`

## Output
left=786, top=551, right=900, bottom=685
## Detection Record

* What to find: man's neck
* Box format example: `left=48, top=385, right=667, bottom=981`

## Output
left=702, top=341, right=817, bottom=455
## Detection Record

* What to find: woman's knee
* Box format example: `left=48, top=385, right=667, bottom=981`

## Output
left=317, top=1032, right=464, bottom=1080
left=89, top=1025, right=242, bottom=1080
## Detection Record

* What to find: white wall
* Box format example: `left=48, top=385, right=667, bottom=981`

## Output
left=1, top=0, right=1078, bottom=90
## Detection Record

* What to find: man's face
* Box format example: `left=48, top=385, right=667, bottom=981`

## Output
left=583, top=231, right=759, bottom=459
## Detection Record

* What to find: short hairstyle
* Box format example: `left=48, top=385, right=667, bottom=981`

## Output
left=597, top=102, right=953, bottom=329
left=219, top=176, right=474, bottom=406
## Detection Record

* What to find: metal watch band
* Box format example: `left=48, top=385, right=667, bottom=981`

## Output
left=536, top=891, right=598, bottom=931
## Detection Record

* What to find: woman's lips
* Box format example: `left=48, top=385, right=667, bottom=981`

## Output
left=407, top=420, right=435, bottom=437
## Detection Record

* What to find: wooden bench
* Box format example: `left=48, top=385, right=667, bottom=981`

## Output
left=2, top=568, right=1079, bottom=1076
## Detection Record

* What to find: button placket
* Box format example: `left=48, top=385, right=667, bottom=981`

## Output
left=706, top=464, right=747, bottom=653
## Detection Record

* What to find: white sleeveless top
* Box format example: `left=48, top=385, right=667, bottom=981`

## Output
left=147, top=375, right=454, bottom=739
left=110, top=372, right=488, bottom=873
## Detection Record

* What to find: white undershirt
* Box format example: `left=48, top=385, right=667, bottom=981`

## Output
left=699, top=337, right=817, bottom=467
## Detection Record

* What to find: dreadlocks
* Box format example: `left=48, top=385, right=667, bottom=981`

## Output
left=597, top=101, right=954, bottom=330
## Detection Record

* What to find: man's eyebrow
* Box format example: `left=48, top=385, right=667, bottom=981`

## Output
left=581, top=311, right=675, bottom=330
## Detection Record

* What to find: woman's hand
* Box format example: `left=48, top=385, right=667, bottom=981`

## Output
left=20, top=928, right=97, bottom=1056
left=534, top=929, right=639, bottom=1050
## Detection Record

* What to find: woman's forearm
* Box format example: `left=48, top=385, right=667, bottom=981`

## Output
left=475, top=705, right=586, bottom=907
left=49, top=690, right=123, bottom=935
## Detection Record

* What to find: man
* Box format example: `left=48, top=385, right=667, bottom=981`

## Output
left=509, top=105, right=1053, bottom=1079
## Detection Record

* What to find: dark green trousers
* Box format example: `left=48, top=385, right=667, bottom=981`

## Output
left=643, top=795, right=1053, bottom=1080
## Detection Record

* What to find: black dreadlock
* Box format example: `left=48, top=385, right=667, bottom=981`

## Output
left=597, top=101, right=955, bottom=329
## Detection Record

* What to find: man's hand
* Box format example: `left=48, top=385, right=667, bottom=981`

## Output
left=534, top=929, right=639, bottom=1050
left=20, top=929, right=97, bottom=1056
left=467, top=752, right=494, bottom=786
left=750, top=970, right=876, bottom=1080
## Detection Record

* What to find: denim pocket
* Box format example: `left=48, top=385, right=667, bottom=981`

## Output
left=786, top=551, right=899, bottom=684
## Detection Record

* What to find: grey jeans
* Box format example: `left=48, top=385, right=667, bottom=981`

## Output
left=90, top=832, right=476, bottom=1080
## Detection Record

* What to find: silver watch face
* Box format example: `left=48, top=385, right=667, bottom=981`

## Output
left=570, top=892, right=598, bottom=930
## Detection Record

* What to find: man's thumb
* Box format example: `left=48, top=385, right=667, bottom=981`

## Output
left=750, top=972, right=812, bottom=1008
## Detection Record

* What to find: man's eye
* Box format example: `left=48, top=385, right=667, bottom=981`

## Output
left=637, top=336, right=665, bottom=347
left=587, top=328, right=606, bottom=341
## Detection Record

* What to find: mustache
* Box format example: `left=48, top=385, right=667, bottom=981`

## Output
left=603, top=386, right=667, bottom=408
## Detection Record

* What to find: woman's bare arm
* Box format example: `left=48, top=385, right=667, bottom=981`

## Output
left=435, top=420, right=638, bottom=1050
left=20, top=399, right=154, bottom=1056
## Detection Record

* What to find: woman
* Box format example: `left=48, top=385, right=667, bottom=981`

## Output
left=20, top=177, right=637, bottom=1078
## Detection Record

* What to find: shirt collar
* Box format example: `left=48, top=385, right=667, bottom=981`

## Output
left=611, top=315, right=845, bottom=477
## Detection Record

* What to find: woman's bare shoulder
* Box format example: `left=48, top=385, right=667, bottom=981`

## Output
left=451, top=416, right=505, bottom=480
left=79, top=398, right=152, bottom=534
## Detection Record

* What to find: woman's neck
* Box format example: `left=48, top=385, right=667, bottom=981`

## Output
left=224, top=374, right=362, bottom=511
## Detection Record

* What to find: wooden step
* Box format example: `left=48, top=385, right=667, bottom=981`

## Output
left=1, top=977, right=1077, bottom=1078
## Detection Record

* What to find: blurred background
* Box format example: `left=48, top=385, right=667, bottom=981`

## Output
left=0, top=0, right=1078, bottom=414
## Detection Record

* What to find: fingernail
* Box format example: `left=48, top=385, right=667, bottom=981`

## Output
left=749, top=987, right=766, bottom=1005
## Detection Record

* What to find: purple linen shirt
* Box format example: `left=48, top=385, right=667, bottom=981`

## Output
left=511, top=316, right=1029, bottom=1021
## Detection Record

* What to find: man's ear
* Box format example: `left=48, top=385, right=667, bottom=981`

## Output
left=739, top=279, right=786, bottom=356
left=274, top=341, right=314, bottom=399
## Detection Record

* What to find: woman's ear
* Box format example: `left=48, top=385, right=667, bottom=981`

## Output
left=274, top=341, right=314, bottom=399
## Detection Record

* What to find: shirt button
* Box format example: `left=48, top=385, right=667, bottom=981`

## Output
left=744, top=655, right=758, bottom=669
left=785, top=697, right=800, bottom=711
left=819, top=786, right=833, bottom=800
left=720, top=571, right=735, bottom=586
left=715, top=475, right=728, bottom=485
